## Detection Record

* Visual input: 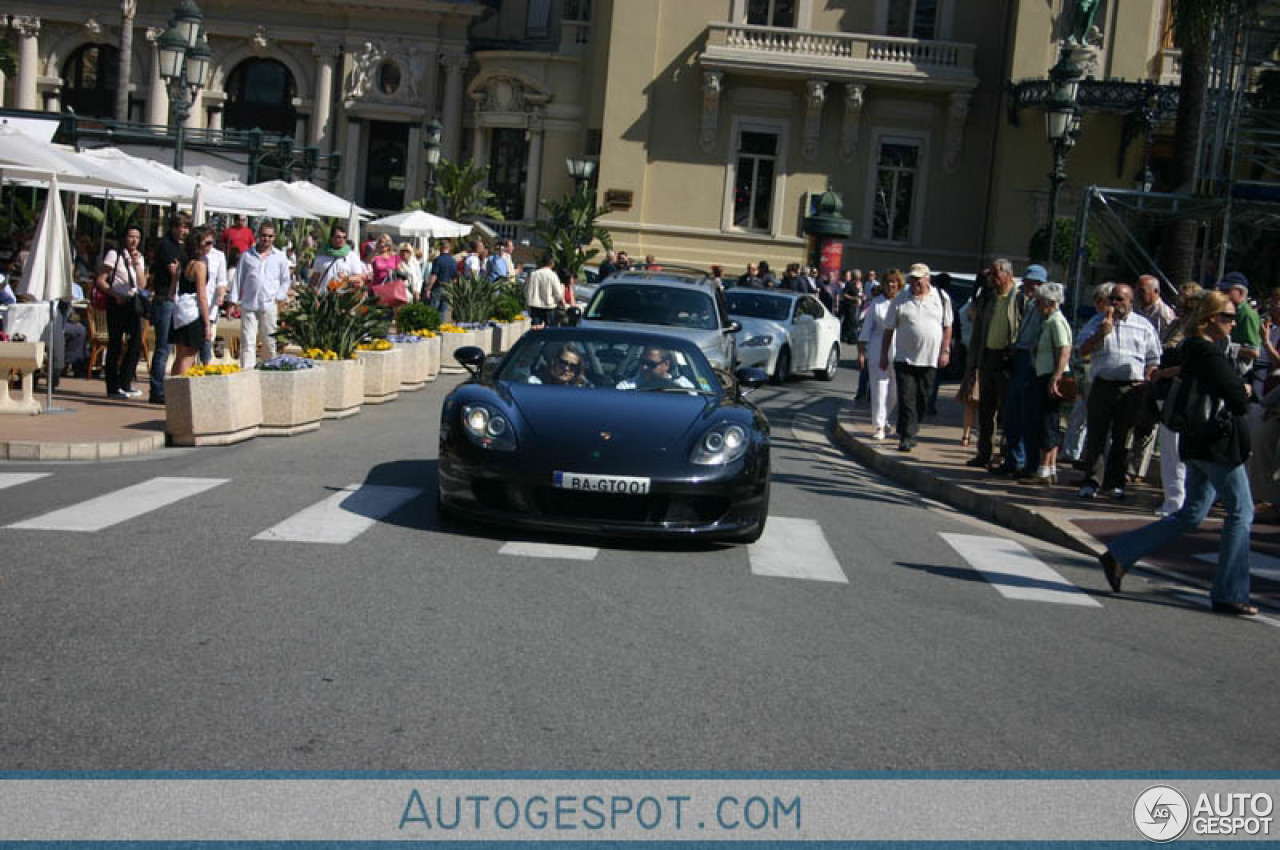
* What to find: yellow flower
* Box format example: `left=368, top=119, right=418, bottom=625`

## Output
left=357, top=339, right=393, bottom=351
left=184, top=364, right=240, bottom=377
left=302, top=348, right=338, bottom=361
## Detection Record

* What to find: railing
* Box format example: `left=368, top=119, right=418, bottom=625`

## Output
left=705, top=22, right=975, bottom=73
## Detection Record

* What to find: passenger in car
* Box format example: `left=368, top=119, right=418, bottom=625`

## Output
left=527, top=343, right=591, bottom=386
left=616, top=346, right=696, bottom=390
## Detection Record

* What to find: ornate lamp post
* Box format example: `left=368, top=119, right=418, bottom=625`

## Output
left=156, top=0, right=209, bottom=173
left=423, top=117, right=443, bottom=202
left=1043, top=46, right=1082, bottom=275
left=565, top=156, right=596, bottom=190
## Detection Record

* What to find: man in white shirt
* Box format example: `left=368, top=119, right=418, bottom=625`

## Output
left=523, top=254, right=567, bottom=327
left=309, top=226, right=368, bottom=291
left=231, top=221, right=291, bottom=368
left=200, top=244, right=229, bottom=364
left=880, top=263, right=953, bottom=452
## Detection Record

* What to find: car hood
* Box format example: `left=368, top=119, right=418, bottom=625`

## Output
left=504, top=383, right=717, bottom=469
left=732, top=316, right=788, bottom=342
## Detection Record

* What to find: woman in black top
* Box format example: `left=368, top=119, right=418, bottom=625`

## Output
left=1099, top=290, right=1257, bottom=615
left=169, top=226, right=214, bottom=377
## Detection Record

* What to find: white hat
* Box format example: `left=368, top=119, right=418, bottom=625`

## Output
left=907, top=263, right=931, bottom=278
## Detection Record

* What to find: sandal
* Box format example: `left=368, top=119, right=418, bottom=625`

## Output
left=960, top=433, right=972, bottom=447
left=1211, top=601, right=1260, bottom=616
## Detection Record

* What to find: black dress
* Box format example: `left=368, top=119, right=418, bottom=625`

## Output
left=169, top=264, right=205, bottom=349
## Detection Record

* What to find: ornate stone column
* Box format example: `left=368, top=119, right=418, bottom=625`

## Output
left=840, top=84, right=865, bottom=165
left=341, top=119, right=362, bottom=199
left=700, top=71, right=722, bottom=154
left=0, top=70, right=7, bottom=108
left=472, top=124, right=489, bottom=172
left=803, top=80, right=827, bottom=160
left=439, top=53, right=467, bottom=161
left=522, top=116, right=545, bottom=223
left=406, top=124, right=422, bottom=203
left=13, top=17, right=41, bottom=111
left=311, top=41, right=338, bottom=152
left=145, top=26, right=169, bottom=127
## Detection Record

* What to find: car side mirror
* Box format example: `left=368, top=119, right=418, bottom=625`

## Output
left=735, top=366, right=767, bottom=392
left=454, top=345, right=486, bottom=375
left=724, top=319, right=742, bottom=334
left=565, top=306, right=583, bottom=326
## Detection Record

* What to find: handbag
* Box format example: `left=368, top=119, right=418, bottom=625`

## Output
left=370, top=278, right=410, bottom=308
left=1161, top=371, right=1226, bottom=439
left=1057, top=374, right=1079, bottom=404
left=173, top=292, right=200, bottom=328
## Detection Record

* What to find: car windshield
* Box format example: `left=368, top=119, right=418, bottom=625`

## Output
left=726, top=291, right=792, bottom=321
left=497, top=334, right=720, bottom=395
left=585, top=284, right=718, bottom=330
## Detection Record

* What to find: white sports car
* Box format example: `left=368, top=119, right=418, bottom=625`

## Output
left=726, top=289, right=842, bottom=383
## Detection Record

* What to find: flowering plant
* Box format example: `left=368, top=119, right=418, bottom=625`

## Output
left=302, top=348, right=339, bottom=360
left=387, top=333, right=426, bottom=344
left=276, top=278, right=390, bottom=359
left=256, top=354, right=315, bottom=371
left=185, top=364, right=241, bottom=377
left=438, top=323, right=467, bottom=334
left=410, top=329, right=438, bottom=339
left=357, top=339, right=394, bottom=351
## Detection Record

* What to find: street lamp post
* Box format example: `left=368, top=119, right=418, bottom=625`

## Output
left=156, top=0, right=208, bottom=174
left=423, top=117, right=443, bottom=203
left=565, top=156, right=596, bottom=191
left=1043, top=45, right=1083, bottom=277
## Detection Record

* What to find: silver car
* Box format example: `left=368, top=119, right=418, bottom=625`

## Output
left=576, top=271, right=740, bottom=370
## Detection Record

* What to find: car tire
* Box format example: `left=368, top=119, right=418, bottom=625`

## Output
left=816, top=343, right=840, bottom=381
left=770, top=346, right=791, bottom=385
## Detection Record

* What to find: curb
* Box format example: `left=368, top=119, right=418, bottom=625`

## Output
left=0, top=432, right=166, bottom=462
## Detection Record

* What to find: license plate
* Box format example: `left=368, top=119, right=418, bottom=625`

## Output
left=553, top=472, right=651, bottom=495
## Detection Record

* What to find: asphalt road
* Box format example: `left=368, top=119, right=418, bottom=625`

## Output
left=1, top=350, right=1277, bottom=770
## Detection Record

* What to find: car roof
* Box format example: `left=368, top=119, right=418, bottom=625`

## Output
left=604, top=270, right=714, bottom=288
left=725, top=288, right=806, bottom=300
left=513, top=325, right=716, bottom=351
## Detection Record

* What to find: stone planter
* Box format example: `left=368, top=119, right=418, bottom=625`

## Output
left=355, top=347, right=403, bottom=404
left=165, top=369, right=262, bottom=446
left=257, top=366, right=325, bottom=437
left=313, top=358, right=364, bottom=420
left=393, top=341, right=430, bottom=391
left=423, top=334, right=442, bottom=380
left=438, top=331, right=473, bottom=374
left=0, top=340, right=46, bottom=415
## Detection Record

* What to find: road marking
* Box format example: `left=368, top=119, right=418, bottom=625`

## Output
left=749, top=516, right=848, bottom=583
left=1170, top=592, right=1280, bottom=628
left=0, top=473, right=51, bottom=491
left=253, top=484, right=423, bottom=544
left=940, top=533, right=1102, bottom=607
left=499, top=542, right=599, bottom=561
left=1194, top=551, right=1280, bottom=582
left=7, top=477, right=229, bottom=532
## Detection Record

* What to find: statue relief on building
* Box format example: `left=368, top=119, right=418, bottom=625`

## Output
left=470, top=74, right=550, bottom=116
left=344, top=39, right=431, bottom=106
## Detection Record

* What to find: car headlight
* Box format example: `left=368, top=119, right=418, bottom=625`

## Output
left=460, top=403, right=516, bottom=451
left=691, top=422, right=750, bottom=465
left=742, top=334, right=773, bottom=348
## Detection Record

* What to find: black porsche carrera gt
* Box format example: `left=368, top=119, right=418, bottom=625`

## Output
left=437, top=327, right=771, bottom=542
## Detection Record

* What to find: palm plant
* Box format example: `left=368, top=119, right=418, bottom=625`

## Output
left=405, top=158, right=504, bottom=222
left=275, top=279, right=389, bottom=359
left=535, top=183, right=613, bottom=281
left=443, top=273, right=496, bottom=324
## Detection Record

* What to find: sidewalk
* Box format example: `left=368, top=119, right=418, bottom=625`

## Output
left=833, top=380, right=1280, bottom=608
left=0, top=376, right=165, bottom=461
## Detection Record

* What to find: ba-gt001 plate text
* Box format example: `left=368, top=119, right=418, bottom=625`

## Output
left=553, top=472, right=651, bottom=494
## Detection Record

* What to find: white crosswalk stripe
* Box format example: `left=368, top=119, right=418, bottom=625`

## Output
left=253, top=484, right=424, bottom=544
left=0, top=473, right=51, bottom=491
left=7, top=477, right=229, bottom=532
left=1194, top=551, right=1280, bottom=582
left=499, top=541, right=599, bottom=560
left=940, top=533, right=1101, bottom=606
left=749, top=516, right=848, bottom=583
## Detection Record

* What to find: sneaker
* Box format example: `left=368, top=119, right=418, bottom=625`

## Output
left=964, top=456, right=990, bottom=468
left=1078, top=484, right=1097, bottom=499
left=897, top=440, right=912, bottom=452
left=121, top=388, right=142, bottom=398
left=109, top=388, right=131, bottom=399
left=148, top=396, right=166, bottom=405
left=1108, top=487, right=1127, bottom=500
left=871, top=428, right=885, bottom=441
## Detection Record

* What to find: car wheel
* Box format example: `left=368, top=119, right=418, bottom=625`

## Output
left=816, top=343, right=840, bottom=381
left=770, top=346, right=791, bottom=385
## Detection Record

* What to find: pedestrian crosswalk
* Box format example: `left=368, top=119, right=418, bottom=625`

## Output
left=0, top=472, right=1245, bottom=610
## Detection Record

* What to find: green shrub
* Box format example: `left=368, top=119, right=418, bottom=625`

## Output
left=444, top=273, right=496, bottom=324
left=395, top=301, right=441, bottom=332
left=493, top=293, right=524, bottom=321
left=275, top=282, right=389, bottom=359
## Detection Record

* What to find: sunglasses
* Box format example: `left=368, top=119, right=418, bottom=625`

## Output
left=201, top=241, right=214, bottom=247
left=1215, top=312, right=1238, bottom=323
left=639, top=360, right=666, bottom=370
left=555, top=358, right=581, bottom=371
left=1108, top=295, right=1127, bottom=302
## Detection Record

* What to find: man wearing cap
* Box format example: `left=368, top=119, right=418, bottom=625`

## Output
left=964, top=258, right=1027, bottom=469
left=1000, top=264, right=1048, bottom=477
left=1074, top=282, right=1162, bottom=499
left=1220, top=272, right=1261, bottom=363
left=880, top=263, right=953, bottom=452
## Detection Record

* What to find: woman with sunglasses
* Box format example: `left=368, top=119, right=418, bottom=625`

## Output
left=170, top=226, right=215, bottom=378
left=1099, top=290, right=1258, bottom=616
left=530, top=343, right=589, bottom=386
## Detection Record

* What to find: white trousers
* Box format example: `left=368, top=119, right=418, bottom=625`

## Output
left=1158, top=424, right=1185, bottom=512
left=869, top=359, right=897, bottom=430
left=240, top=303, right=278, bottom=369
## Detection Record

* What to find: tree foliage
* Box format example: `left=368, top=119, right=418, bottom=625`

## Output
left=535, top=184, right=612, bottom=280
left=406, top=158, right=504, bottom=223
left=275, top=279, right=389, bottom=359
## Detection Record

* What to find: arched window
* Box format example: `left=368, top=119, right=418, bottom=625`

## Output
left=224, top=58, right=297, bottom=135
left=62, top=43, right=119, bottom=119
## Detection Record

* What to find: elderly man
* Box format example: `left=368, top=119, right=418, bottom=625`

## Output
left=1135, top=274, right=1178, bottom=342
left=735, top=262, right=762, bottom=289
left=964, top=258, right=1027, bottom=469
left=232, top=221, right=291, bottom=369
left=880, top=263, right=953, bottom=452
left=1000, top=263, right=1048, bottom=477
left=1220, top=272, right=1261, bottom=363
left=1075, top=282, right=1162, bottom=499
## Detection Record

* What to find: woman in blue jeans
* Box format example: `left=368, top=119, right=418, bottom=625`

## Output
left=1098, top=289, right=1257, bottom=615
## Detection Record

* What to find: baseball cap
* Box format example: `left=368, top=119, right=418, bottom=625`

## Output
left=1217, top=271, right=1249, bottom=292
left=907, top=263, right=931, bottom=278
left=1022, top=264, right=1048, bottom=283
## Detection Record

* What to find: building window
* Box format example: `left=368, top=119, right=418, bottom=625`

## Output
left=872, top=140, right=920, bottom=244
left=564, top=0, right=591, bottom=23
left=62, top=43, right=119, bottom=119
left=747, top=0, right=796, bottom=27
left=527, top=0, right=552, bottom=37
left=225, top=59, right=297, bottom=135
left=733, top=129, right=778, bottom=232
left=489, top=128, right=529, bottom=220
left=378, top=61, right=401, bottom=96
left=887, top=0, right=938, bottom=40
left=364, top=120, right=409, bottom=211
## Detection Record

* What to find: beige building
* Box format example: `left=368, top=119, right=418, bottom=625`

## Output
left=4, top=0, right=1184, bottom=275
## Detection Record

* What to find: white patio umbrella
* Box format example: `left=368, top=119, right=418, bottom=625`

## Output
left=218, top=180, right=316, bottom=221
left=347, top=201, right=361, bottom=248
left=191, top=182, right=206, bottom=226
left=365, top=209, right=472, bottom=239
left=249, top=180, right=371, bottom=220
left=0, top=126, right=144, bottom=194
left=16, top=175, right=75, bottom=412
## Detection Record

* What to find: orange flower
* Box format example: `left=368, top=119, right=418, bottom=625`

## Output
left=360, top=306, right=369, bottom=315
left=328, top=279, right=343, bottom=292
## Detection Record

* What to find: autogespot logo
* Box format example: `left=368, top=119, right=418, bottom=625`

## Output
left=1134, top=785, right=1191, bottom=842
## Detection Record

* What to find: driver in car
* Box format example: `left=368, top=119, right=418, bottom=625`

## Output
left=527, top=343, right=590, bottom=386
left=616, top=346, right=696, bottom=390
